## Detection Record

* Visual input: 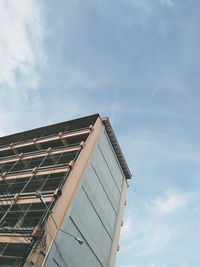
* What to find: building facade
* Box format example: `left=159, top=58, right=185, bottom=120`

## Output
left=0, top=114, right=131, bottom=267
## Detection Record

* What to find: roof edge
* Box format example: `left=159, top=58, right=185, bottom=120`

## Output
left=101, top=117, right=132, bottom=180
left=0, top=114, right=100, bottom=145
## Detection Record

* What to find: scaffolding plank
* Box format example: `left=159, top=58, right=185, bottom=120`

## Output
left=0, top=165, right=69, bottom=181
left=0, top=128, right=90, bottom=153
left=0, top=255, right=23, bottom=259
left=0, top=194, right=54, bottom=206
left=0, top=233, right=31, bottom=244
left=0, top=145, right=80, bottom=165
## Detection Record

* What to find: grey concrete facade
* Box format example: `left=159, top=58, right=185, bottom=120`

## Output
left=44, top=127, right=126, bottom=267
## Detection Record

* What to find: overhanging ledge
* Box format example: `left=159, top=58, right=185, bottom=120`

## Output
left=101, top=117, right=132, bottom=179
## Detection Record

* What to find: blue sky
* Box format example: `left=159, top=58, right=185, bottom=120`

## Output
left=0, top=0, right=200, bottom=266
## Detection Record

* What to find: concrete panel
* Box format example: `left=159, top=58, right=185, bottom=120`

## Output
left=98, top=130, right=125, bottom=191
left=83, top=180, right=115, bottom=238
left=83, top=165, right=117, bottom=237
left=71, top=190, right=112, bottom=265
left=45, top=127, right=126, bottom=267
left=91, top=146, right=120, bottom=210
left=44, top=217, right=102, bottom=267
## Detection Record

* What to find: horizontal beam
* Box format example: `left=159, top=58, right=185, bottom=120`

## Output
left=0, top=165, right=69, bottom=181
left=0, top=226, right=34, bottom=233
left=0, top=145, right=81, bottom=165
left=0, top=193, right=54, bottom=206
left=0, top=209, right=45, bottom=214
left=0, top=255, right=23, bottom=261
left=0, top=233, right=31, bottom=243
left=0, top=128, right=91, bottom=153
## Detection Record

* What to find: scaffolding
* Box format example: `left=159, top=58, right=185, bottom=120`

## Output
left=0, top=124, right=93, bottom=266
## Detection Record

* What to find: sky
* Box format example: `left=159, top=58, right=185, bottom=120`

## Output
left=0, top=0, right=200, bottom=266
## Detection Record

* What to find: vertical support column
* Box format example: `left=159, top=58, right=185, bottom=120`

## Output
left=109, top=179, right=128, bottom=267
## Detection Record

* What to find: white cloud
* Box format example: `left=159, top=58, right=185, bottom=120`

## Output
left=160, top=0, right=176, bottom=6
left=179, top=263, right=188, bottom=267
left=158, top=20, right=170, bottom=37
left=122, top=265, right=166, bottom=267
left=119, top=209, right=176, bottom=257
left=126, top=0, right=152, bottom=11
left=123, top=0, right=176, bottom=14
left=153, top=191, right=193, bottom=214
left=118, top=188, right=198, bottom=263
left=0, top=0, right=46, bottom=89
left=0, top=130, right=5, bottom=137
left=121, top=214, right=134, bottom=240
left=123, top=223, right=175, bottom=256
left=0, top=112, right=10, bottom=137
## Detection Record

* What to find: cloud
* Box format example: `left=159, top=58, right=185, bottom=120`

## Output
left=121, top=125, right=200, bottom=168
left=125, top=0, right=153, bottom=11
left=153, top=191, right=193, bottom=214
left=179, top=264, right=188, bottom=267
left=0, top=130, right=6, bottom=137
left=0, top=112, right=10, bottom=137
left=0, top=0, right=46, bottom=89
left=121, top=214, right=135, bottom=240
left=0, top=0, right=47, bottom=136
left=118, top=187, right=198, bottom=264
left=122, top=265, right=167, bottom=267
left=160, top=0, right=176, bottom=7
left=123, top=0, right=176, bottom=15
left=120, top=210, right=176, bottom=258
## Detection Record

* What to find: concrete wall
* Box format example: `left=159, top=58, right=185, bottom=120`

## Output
left=44, top=127, right=126, bottom=267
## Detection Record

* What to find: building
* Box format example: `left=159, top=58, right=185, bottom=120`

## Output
left=0, top=114, right=132, bottom=267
